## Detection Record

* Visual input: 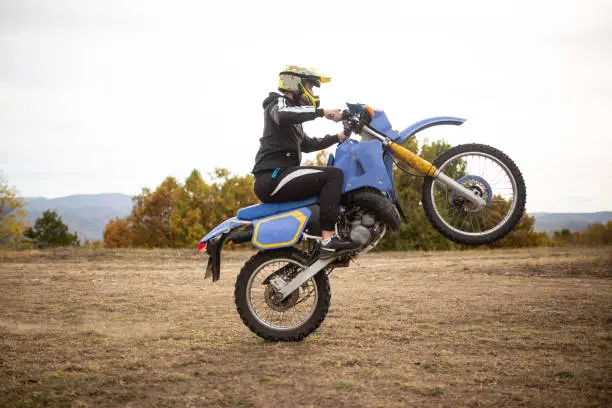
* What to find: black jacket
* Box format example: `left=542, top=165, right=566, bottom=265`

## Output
left=251, top=93, right=338, bottom=175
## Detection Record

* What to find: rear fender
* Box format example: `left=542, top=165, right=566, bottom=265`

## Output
left=200, top=217, right=251, bottom=244
left=200, top=218, right=252, bottom=282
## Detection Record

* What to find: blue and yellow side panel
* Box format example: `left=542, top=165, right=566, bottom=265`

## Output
left=252, top=208, right=311, bottom=250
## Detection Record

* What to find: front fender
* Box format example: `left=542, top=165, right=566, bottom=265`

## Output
left=397, top=116, right=465, bottom=145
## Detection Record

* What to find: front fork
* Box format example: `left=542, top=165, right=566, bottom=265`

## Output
left=362, top=127, right=487, bottom=208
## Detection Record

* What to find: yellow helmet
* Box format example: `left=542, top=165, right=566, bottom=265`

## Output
left=278, top=65, right=331, bottom=108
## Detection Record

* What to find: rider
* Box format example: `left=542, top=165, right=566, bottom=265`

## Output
left=251, top=65, right=360, bottom=257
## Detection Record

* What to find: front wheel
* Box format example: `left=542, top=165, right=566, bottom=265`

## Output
left=235, top=248, right=331, bottom=341
left=422, top=143, right=526, bottom=245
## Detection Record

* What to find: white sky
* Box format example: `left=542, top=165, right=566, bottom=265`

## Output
left=1, top=0, right=611, bottom=212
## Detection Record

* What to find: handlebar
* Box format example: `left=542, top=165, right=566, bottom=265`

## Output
left=340, top=106, right=372, bottom=137
left=341, top=110, right=353, bottom=137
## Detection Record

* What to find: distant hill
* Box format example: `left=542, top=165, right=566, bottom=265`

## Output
left=23, top=194, right=133, bottom=241
left=530, top=211, right=612, bottom=235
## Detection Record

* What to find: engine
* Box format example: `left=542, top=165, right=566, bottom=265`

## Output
left=338, top=210, right=387, bottom=252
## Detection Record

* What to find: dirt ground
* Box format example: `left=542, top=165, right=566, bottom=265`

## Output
left=0, top=246, right=610, bottom=407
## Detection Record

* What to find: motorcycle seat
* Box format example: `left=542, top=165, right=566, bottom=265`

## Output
left=237, top=196, right=319, bottom=220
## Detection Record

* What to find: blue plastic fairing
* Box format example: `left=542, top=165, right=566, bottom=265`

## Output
left=370, top=110, right=399, bottom=140
left=334, top=139, right=393, bottom=193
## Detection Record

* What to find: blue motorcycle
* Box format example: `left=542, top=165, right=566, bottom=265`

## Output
left=198, top=104, right=526, bottom=341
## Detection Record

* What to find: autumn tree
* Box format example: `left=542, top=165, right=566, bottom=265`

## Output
left=0, top=173, right=26, bottom=246
left=24, top=210, right=79, bottom=247
left=211, top=168, right=258, bottom=222
left=103, top=217, right=133, bottom=248
left=579, top=222, right=612, bottom=245
left=171, top=169, right=208, bottom=247
left=552, top=222, right=612, bottom=246
left=130, top=177, right=181, bottom=248
left=175, top=168, right=257, bottom=247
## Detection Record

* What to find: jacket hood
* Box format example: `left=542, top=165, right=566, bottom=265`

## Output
left=262, top=92, right=282, bottom=109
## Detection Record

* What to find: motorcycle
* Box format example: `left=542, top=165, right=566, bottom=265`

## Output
left=198, top=103, right=526, bottom=341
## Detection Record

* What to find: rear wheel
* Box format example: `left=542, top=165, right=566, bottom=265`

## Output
left=422, top=143, right=526, bottom=245
left=234, top=248, right=331, bottom=341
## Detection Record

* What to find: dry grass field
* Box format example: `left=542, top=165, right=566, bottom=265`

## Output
left=1, top=246, right=610, bottom=407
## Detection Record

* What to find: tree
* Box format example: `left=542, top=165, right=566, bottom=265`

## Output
left=103, top=217, right=133, bottom=248
left=555, top=222, right=612, bottom=246
left=24, top=210, right=79, bottom=247
left=171, top=170, right=207, bottom=247
left=0, top=173, right=26, bottom=246
left=580, top=222, right=612, bottom=245
left=130, top=177, right=181, bottom=248
left=552, top=228, right=575, bottom=246
left=214, top=169, right=258, bottom=221
left=199, top=168, right=257, bottom=232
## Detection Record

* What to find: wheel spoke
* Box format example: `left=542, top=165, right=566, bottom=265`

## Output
left=429, top=149, right=521, bottom=238
left=244, top=258, right=320, bottom=331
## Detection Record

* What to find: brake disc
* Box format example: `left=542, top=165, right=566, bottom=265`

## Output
left=264, top=284, right=299, bottom=312
left=449, top=175, right=492, bottom=212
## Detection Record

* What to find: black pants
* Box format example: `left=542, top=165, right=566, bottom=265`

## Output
left=254, top=166, right=344, bottom=231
